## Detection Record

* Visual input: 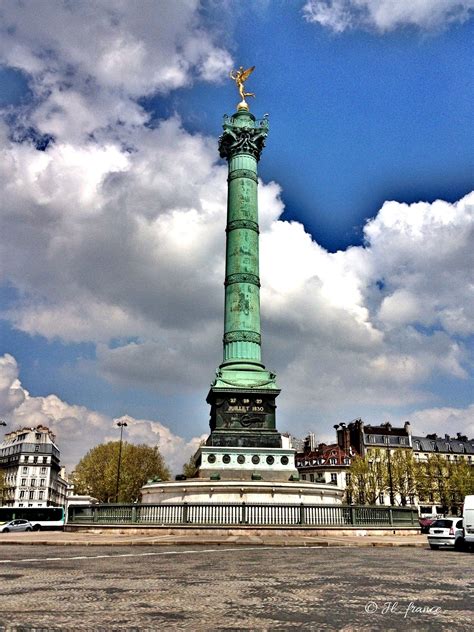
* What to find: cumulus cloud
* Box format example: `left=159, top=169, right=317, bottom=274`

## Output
left=406, top=404, right=474, bottom=438
left=303, top=0, right=474, bottom=33
left=257, top=192, right=474, bottom=413
left=0, top=0, right=232, bottom=139
left=0, top=1, right=472, bottom=443
left=0, top=354, right=205, bottom=473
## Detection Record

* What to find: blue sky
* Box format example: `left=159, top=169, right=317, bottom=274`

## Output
left=0, top=1, right=473, bottom=471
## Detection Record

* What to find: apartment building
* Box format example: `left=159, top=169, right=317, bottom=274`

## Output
left=0, top=425, right=67, bottom=507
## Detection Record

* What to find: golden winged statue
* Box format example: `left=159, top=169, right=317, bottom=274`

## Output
left=230, top=65, right=255, bottom=109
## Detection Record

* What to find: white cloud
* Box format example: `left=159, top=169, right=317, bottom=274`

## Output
left=0, top=1, right=472, bottom=442
left=303, top=0, right=474, bottom=33
left=0, top=354, right=204, bottom=474
left=0, top=0, right=232, bottom=142
left=403, top=405, right=474, bottom=439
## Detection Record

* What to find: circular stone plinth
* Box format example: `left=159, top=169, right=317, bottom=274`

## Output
left=141, top=479, right=343, bottom=505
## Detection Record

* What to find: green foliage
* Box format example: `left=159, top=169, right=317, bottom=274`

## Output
left=416, top=454, right=474, bottom=511
left=181, top=440, right=205, bottom=478
left=347, top=449, right=386, bottom=504
left=389, top=449, right=417, bottom=506
left=73, top=441, right=170, bottom=503
left=348, top=448, right=474, bottom=509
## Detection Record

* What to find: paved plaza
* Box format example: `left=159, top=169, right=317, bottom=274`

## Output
left=0, top=544, right=472, bottom=631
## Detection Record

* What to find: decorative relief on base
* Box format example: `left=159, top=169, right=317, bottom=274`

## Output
left=223, top=330, right=261, bottom=344
left=225, top=273, right=260, bottom=287
left=226, top=219, right=259, bottom=233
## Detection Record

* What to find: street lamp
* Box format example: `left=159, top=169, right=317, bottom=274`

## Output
left=115, top=420, right=128, bottom=503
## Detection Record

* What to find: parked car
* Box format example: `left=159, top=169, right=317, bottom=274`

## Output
left=427, top=517, right=464, bottom=550
left=419, top=505, right=444, bottom=533
left=0, top=519, right=33, bottom=533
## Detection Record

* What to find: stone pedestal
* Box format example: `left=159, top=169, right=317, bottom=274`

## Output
left=207, top=385, right=281, bottom=449
left=197, top=445, right=297, bottom=482
left=141, top=479, right=344, bottom=505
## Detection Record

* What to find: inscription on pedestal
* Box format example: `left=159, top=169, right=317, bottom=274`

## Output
left=208, top=392, right=277, bottom=433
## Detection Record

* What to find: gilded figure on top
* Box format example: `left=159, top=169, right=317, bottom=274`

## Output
left=230, top=66, right=255, bottom=108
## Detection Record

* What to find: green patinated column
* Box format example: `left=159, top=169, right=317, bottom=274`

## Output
left=221, top=109, right=265, bottom=368
left=206, top=105, right=281, bottom=449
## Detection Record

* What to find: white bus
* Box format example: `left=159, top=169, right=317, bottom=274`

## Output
left=0, top=506, right=65, bottom=531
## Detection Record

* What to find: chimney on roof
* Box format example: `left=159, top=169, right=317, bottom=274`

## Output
left=336, top=424, right=351, bottom=453
left=404, top=421, right=411, bottom=433
left=444, top=434, right=450, bottom=441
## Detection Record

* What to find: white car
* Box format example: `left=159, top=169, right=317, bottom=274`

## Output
left=0, top=519, right=33, bottom=533
left=427, top=517, right=464, bottom=550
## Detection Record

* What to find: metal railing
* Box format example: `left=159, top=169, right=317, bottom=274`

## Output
left=68, top=503, right=418, bottom=527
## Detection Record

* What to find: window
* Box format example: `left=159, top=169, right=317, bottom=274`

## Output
left=31, top=479, right=36, bottom=487
left=39, top=491, right=44, bottom=500
left=19, top=491, right=25, bottom=499
left=33, top=456, right=38, bottom=463
left=310, top=473, right=314, bottom=482
left=29, top=491, right=34, bottom=499
left=329, top=458, right=337, bottom=465
left=35, top=433, right=41, bottom=440
left=330, top=473, right=337, bottom=483
left=301, top=474, right=306, bottom=480
left=40, top=479, right=45, bottom=487
left=21, top=478, right=26, bottom=486
left=42, top=457, right=47, bottom=463
left=343, top=458, right=350, bottom=465
left=378, top=494, right=385, bottom=505
left=345, top=473, right=351, bottom=484
left=22, top=467, right=28, bottom=474
left=34, top=445, right=40, bottom=452
left=18, top=503, right=23, bottom=507
left=40, top=467, right=47, bottom=474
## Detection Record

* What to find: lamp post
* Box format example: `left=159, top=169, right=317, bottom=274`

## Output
left=115, top=420, right=127, bottom=503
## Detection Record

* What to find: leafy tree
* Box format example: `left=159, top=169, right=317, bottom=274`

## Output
left=448, top=458, right=474, bottom=509
left=414, top=455, right=474, bottom=512
left=182, top=452, right=199, bottom=478
left=73, top=441, right=170, bottom=503
left=346, top=452, right=386, bottom=505
left=390, top=449, right=417, bottom=506
left=181, top=440, right=205, bottom=478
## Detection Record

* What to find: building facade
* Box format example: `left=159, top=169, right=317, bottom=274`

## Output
left=335, top=419, right=412, bottom=455
left=412, top=433, right=474, bottom=464
left=295, top=422, right=473, bottom=508
left=0, top=425, right=67, bottom=507
left=295, top=442, right=353, bottom=490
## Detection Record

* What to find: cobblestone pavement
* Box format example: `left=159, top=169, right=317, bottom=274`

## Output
left=0, top=545, right=472, bottom=631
